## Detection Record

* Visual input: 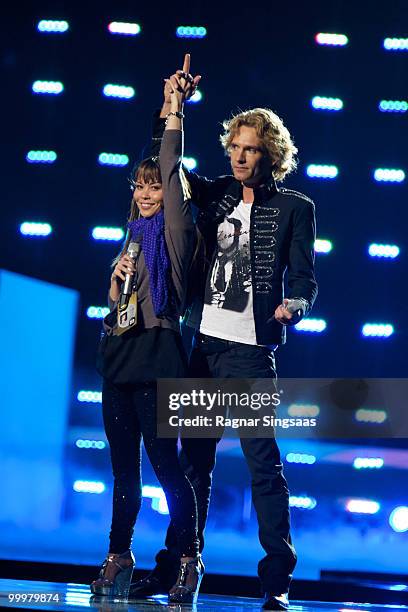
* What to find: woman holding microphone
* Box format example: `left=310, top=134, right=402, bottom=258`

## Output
left=92, top=56, right=204, bottom=604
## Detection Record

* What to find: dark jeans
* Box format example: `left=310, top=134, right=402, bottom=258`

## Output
left=102, top=378, right=199, bottom=557
left=160, top=333, right=297, bottom=593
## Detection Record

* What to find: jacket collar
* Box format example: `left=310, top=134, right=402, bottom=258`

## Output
left=226, top=174, right=279, bottom=206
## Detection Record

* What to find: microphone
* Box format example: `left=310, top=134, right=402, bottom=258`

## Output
left=119, top=241, right=140, bottom=307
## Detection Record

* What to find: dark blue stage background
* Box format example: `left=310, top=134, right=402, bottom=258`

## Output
left=1, top=1, right=407, bottom=582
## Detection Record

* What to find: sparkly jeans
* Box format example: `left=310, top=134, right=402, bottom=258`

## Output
left=102, top=378, right=199, bottom=557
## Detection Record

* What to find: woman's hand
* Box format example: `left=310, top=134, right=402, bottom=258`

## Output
left=161, top=54, right=201, bottom=116
left=109, top=254, right=135, bottom=301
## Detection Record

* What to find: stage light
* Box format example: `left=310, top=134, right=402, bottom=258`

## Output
left=306, top=164, right=338, bottom=179
left=354, top=408, right=387, bottom=424
left=77, top=390, right=102, bottom=403
left=389, top=507, right=408, bottom=533
left=142, top=485, right=169, bottom=514
left=315, top=239, right=332, bottom=253
left=287, top=404, right=320, bottom=417
left=353, top=457, right=384, bottom=469
left=187, top=89, right=203, bottom=103
left=20, top=222, right=52, bottom=237
left=374, top=168, right=405, bottom=183
left=315, top=33, right=348, bottom=46
left=286, top=453, right=316, bottom=465
left=362, top=323, right=394, bottom=337
left=176, top=26, right=207, bottom=38
left=289, top=495, right=317, bottom=509
left=86, top=306, right=110, bottom=319
left=383, top=38, right=408, bottom=51
left=103, top=84, right=135, bottom=99
left=98, top=152, right=129, bottom=167
left=311, top=96, right=343, bottom=111
left=368, top=243, right=400, bottom=258
left=32, top=80, right=64, bottom=95
left=183, top=157, right=197, bottom=170
left=108, top=22, right=141, bottom=36
left=295, top=318, right=327, bottom=333
left=37, top=20, right=69, bottom=33
left=92, top=227, right=124, bottom=241
left=346, top=499, right=380, bottom=514
left=26, top=150, right=57, bottom=164
left=73, top=480, right=106, bottom=494
left=75, top=439, right=106, bottom=450
left=379, top=100, right=408, bottom=113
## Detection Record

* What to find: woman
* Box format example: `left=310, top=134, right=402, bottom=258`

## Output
left=91, top=74, right=204, bottom=604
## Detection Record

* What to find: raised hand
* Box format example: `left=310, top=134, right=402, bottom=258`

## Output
left=162, top=54, right=201, bottom=110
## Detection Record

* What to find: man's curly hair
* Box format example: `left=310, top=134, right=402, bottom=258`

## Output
left=220, top=108, right=298, bottom=182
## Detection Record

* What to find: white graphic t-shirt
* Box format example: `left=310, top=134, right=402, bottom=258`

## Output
left=200, top=200, right=257, bottom=344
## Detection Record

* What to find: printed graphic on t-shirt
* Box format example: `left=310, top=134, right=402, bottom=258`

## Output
left=204, top=212, right=251, bottom=310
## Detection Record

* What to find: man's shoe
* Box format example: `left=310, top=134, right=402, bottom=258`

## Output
left=262, top=592, right=289, bottom=610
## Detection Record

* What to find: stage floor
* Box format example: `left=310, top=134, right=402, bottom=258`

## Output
left=0, top=579, right=406, bottom=612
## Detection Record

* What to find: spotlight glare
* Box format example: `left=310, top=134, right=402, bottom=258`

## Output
left=103, top=84, right=135, bottom=99
left=346, top=499, right=380, bottom=514
left=32, top=80, right=64, bottom=95
left=354, top=408, right=387, bottom=424
left=368, top=243, right=400, bottom=259
left=77, top=390, right=102, bottom=403
left=26, top=150, right=57, bottom=164
left=383, top=38, right=408, bottom=51
left=183, top=157, right=197, bottom=170
left=73, top=480, right=105, bottom=494
left=353, top=457, right=384, bottom=469
left=374, top=168, right=405, bottom=183
left=379, top=100, right=408, bottom=113
left=315, top=239, right=333, bottom=253
left=315, top=33, right=348, bottom=46
left=389, top=506, right=408, bottom=532
left=37, top=20, right=69, bottom=33
left=92, top=227, right=124, bottom=241
left=86, top=306, right=110, bottom=319
left=20, top=222, right=52, bottom=237
left=306, top=164, right=338, bottom=179
left=187, top=89, right=203, bottom=103
left=98, top=153, right=129, bottom=167
left=295, top=318, right=327, bottom=333
left=176, top=26, right=207, bottom=38
left=289, top=495, right=317, bottom=509
left=286, top=453, right=317, bottom=465
left=311, top=96, right=343, bottom=111
left=108, top=22, right=141, bottom=36
left=362, top=323, right=394, bottom=337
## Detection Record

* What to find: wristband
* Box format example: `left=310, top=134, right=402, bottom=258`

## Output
left=165, top=111, right=185, bottom=124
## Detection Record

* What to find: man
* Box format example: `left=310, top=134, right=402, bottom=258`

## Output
left=131, top=61, right=317, bottom=611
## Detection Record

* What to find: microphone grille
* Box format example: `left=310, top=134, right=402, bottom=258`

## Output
left=128, top=241, right=140, bottom=258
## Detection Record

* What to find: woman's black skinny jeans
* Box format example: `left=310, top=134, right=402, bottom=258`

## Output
left=102, top=378, right=199, bottom=557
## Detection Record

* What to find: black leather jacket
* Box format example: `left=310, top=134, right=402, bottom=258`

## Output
left=151, top=112, right=318, bottom=346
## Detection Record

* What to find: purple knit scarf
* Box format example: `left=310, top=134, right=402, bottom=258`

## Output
left=128, top=210, right=171, bottom=317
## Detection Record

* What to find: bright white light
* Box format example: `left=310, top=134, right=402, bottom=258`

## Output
left=103, top=84, right=135, bottom=99
left=183, top=157, right=197, bottom=170
left=306, top=164, right=338, bottom=179
left=142, top=485, right=169, bottom=514
left=76, top=439, right=106, bottom=450
left=37, top=20, right=69, bottom=33
left=379, top=100, right=408, bottom=113
left=346, top=499, right=380, bottom=514
left=368, top=243, right=400, bottom=258
left=311, top=96, right=343, bottom=111
left=32, top=80, right=64, bottom=95
left=92, top=227, right=124, bottom=241
left=354, top=408, right=387, bottom=424
left=108, top=22, right=141, bottom=36
left=20, top=222, right=52, bottom=237
left=77, top=390, right=102, bottom=403
left=374, top=168, right=405, bottom=183
left=286, top=453, right=316, bottom=465
left=26, top=150, right=57, bottom=164
left=315, top=239, right=333, bottom=253
left=295, top=318, right=327, bottom=333
left=289, top=495, right=317, bottom=509
left=362, top=323, right=394, bottom=337
left=86, top=306, right=110, bottom=319
left=389, top=506, right=408, bottom=532
left=315, top=33, right=348, bottom=46
left=353, top=457, right=384, bottom=469
left=383, top=38, right=408, bottom=51
left=187, top=89, right=203, bottom=103
left=73, top=480, right=106, bottom=494
left=287, top=404, right=320, bottom=417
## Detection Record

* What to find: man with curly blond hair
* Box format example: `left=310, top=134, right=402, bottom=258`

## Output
left=130, top=62, right=317, bottom=611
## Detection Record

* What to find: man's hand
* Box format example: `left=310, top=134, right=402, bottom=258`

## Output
left=274, top=299, right=301, bottom=326
left=160, top=54, right=201, bottom=117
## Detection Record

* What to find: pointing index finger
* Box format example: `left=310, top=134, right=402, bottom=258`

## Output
left=182, top=53, right=191, bottom=74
